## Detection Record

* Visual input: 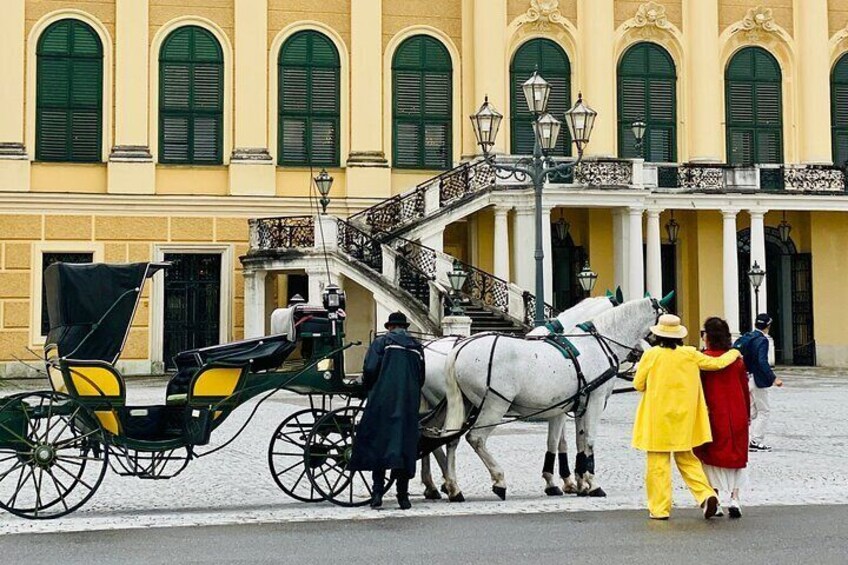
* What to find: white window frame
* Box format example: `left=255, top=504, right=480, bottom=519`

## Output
left=30, top=242, right=105, bottom=347
left=150, top=244, right=233, bottom=372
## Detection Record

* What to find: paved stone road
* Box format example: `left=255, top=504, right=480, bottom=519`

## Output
left=0, top=367, right=846, bottom=534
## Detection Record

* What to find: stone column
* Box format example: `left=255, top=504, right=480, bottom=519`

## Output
left=511, top=207, right=535, bottom=291
left=645, top=208, right=663, bottom=298
left=628, top=207, right=645, bottom=300
left=722, top=209, right=740, bottom=334
left=683, top=0, right=722, bottom=162
left=229, top=0, right=275, bottom=196
left=347, top=0, right=391, bottom=197
left=461, top=0, right=477, bottom=159
left=542, top=206, right=554, bottom=304
left=795, top=0, right=832, bottom=164
left=0, top=0, right=29, bottom=191
left=473, top=0, right=507, bottom=153
left=577, top=0, right=616, bottom=157
left=749, top=209, right=768, bottom=322
left=243, top=270, right=268, bottom=339
left=493, top=206, right=511, bottom=280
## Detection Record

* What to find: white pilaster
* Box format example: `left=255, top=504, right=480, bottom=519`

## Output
left=542, top=206, right=554, bottom=304
left=628, top=207, right=645, bottom=300
left=749, top=209, right=768, bottom=322
left=243, top=270, right=267, bottom=338
left=512, top=208, right=535, bottom=291
left=493, top=206, right=511, bottom=281
left=0, top=0, right=30, bottom=191
left=722, top=209, right=740, bottom=334
left=645, top=208, right=663, bottom=298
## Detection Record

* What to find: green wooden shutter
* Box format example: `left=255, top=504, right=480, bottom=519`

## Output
left=725, top=47, right=783, bottom=165
left=159, top=26, right=223, bottom=165
left=392, top=35, right=452, bottom=169
left=36, top=19, right=103, bottom=162
left=617, top=42, right=677, bottom=162
left=279, top=31, right=340, bottom=166
left=831, top=54, right=848, bottom=166
left=509, top=39, right=571, bottom=156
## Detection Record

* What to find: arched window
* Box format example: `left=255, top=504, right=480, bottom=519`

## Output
left=831, top=53, right=848, bottom=167
left=510, top=39, right=571, bottom=155
left=159, top=26, right=224, bottom=164
left=36, top=19, right=103, bottom=162
left=725, top=47, right=782, bottom=165
left=278, top=31, right=341, bottom=166
left=617, top=42, right=676, bottom=162
left=392, top=35, right=452, bottom=169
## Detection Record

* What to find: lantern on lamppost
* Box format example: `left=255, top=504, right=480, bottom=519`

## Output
left=554, top=209, right=570, bottom=242
left=447, top=260, right=469, bottom=315
left=778, top=211, right=792, bottom=244
left=665, top=211, right=680, bottom=245
left=576, top=261, right=599, bottom=298
left=748, top=261, right=766, bottom=317
left=314, top=169, right=333, bottom=214
left=631, top=120, right=647, bottom=157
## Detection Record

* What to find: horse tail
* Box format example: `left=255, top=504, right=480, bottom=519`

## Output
left=442, top=343, right=466, bottom=435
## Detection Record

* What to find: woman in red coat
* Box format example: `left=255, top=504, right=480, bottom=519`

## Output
left=694, top=317, right=750, bottom=519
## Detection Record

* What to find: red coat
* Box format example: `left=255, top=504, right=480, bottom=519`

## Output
left=693, top=350, right=750, bottom=469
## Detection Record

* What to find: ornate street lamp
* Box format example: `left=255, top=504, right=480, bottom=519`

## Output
left=554, top=209, right=570, bottom=242
left=665, top=211, right=680, bottom=245
left=322, top=283, right=346, bottom=312
left=631, top=120, right=647, bottom=157
left=447, top=260, right=468, bottom=315
left=748, top=260, right=766, bottom=317
left=576, top=261, right=599, bottom=298
left=470, top=74, right=597, bottom=326
left=778, top=211, right=792, bottom=244
left=314, top=169, right=333, bottom=214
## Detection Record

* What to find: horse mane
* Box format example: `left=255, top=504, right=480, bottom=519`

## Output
left=591, top=298, right=652, bottom=335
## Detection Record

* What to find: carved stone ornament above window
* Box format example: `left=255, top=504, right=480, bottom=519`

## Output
left=632, top=2, right=671, bottom=30
left=730, top=6, right=778, bottom=41
left=516, top=0, right=568, bottom=32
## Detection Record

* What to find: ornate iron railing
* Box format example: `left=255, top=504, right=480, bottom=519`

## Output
left=678, top=164, right=725, bottom=190
left=439, top=160, right=496, bottom=207
left=337, top=220, right=383, bottom=273
left=784, top=165, right=846, bottom=192
left=574, top=159, right=633, bottom=187
left=250, top=216, right=314, bottom=250
left=522, top=292, right=558, bottom=326
left=349, top=188, right=427, bottom=234
left=394, top=240, right=436, bottom=308
left=461, top=263, right=510, bottom=313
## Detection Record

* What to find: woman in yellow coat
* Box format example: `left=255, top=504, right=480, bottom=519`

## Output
left=632, top=314, right=741, bottom=520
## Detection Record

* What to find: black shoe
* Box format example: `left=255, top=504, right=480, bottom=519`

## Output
left=397, top=493, right=412, bottom=510
left=702, top=495, right=719, bottom=519
left=370, top=490, right=384, bottom=509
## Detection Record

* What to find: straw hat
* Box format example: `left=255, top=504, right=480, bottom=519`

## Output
left=650, top=314, right=688, bottom=339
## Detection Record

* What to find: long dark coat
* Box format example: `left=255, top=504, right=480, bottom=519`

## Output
left=694, top=349, right=751, bottom=469
left=348, top=330, right=424, bottom=478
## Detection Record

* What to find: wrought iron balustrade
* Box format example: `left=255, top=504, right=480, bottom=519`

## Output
left=394, top=240, right=437, bottom=308
left=460, top=264, right=510, bottom=314
left=336, top=220, right=383, bottom=273
left=574, top=159, right=633, bottom=187
left=522, top=292, right=558, bottom=326
left=439, top=160, right=496, bottom=206
left=250, top=216, right=314, bottom=250
left=678, top=164, right=725, bottom=190
left=349, top=188, right=427, bottom=234
left=784, top=165, right=846, bottom=192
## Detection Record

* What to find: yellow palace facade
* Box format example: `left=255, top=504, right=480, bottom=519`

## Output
left=2, top=0, right=848, bottom=375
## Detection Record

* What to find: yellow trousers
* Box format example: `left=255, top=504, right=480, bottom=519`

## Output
left=645, top=450, right=715, bottom=518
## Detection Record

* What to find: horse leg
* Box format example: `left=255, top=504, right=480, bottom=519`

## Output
left=543, top=416, right=564, bottom=496
left=432, top=446, right=449, bottom=494
left=574, top=394, right=608, bottom=498
left=443, top=438, right=464, bottom=502
left=465, top=398, right=511, bottom=500
left=557, top=419, right=579, bottom=494
left=420, top=454, right=442, bottom=500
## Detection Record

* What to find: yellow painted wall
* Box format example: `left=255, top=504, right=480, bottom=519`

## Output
left=31, top=164, right=107, bottom=193
left=587, top=209, right=614, bottom=297
left=150, top=0, right=233, bottom=45
left=810, top=212, right=848, bottom=366
left=268, top=0, right=350, bottom=49
left=341, top=275, right=375, bottom=372
left=719, top=0, right=792, bottom=35
left=155, top=167, right=229, bottom=196
left=474, top=208, right=494, bottom=273
left=276, top=168, right=347, bottom=198
left=382, top=0, right=462, bottom=51
left=695, top=210, right=724, bottom=326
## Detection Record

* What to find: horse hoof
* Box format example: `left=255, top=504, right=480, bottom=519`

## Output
left=588, top=487, right=607, bottom=498
left=576, top=490, right=589, bottom=497
left=424, top=489, right=442, bottom=500
left=449, top=493, right=465, bottom=503
left=492, top=486, right=507, bottom=500
left=440, top=484, right=449, bottom=495
left=563, top=485, right=579, bottom=495
left=545, top=486, right=564, bottom=497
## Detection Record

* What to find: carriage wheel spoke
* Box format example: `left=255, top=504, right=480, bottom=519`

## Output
left=273, top=460, right=303, bottom=477
left=8, top=465, right=34, bottom=508
left=45, top=470, right=70, bottom=513
left=271, top=451, right=307, bottom=458
left=54, top=428, right=99, bottom=449
left=53, top=463, right=94, bottom=493
left=0, top=460, right=27, bottom=484
left=0, top=423, right=34, bottom=449
left=34, top=467, right=44, bottom=516
left=288, top=468, right=308, bottom=492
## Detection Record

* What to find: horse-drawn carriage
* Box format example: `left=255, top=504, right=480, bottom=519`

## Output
left=0, top=261, right=429, bottom=519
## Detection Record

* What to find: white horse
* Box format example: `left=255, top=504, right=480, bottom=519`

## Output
left=440, top=296, right=668, bottom=501
left=418, top=295, right=618, bottom=500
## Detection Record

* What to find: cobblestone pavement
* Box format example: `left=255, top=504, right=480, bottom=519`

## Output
left=0, top=367, right=845, bottom=534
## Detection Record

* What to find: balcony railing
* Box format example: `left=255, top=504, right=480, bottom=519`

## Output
left=644, top=162, right=847, bottom=193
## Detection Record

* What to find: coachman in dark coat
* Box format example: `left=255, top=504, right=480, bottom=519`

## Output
left=348, top=312, right=425, bottom=510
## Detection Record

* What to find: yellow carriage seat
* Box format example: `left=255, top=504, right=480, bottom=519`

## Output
left=58, top=359, right=126, bottom=435
left=186, top=364, right=249, bottom=418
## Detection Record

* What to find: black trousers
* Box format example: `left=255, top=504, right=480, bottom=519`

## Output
left=372, top=469, right=409, bottom=495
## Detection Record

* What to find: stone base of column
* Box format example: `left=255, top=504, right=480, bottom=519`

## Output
left=346, top=160, right=391, bottom=199
left=108, top=146, right=154, bottom=194
left=442, top=315, right=472, bottom=337
left=0, top=144, right=30, bottom=191
left=229, top=148, right=275, bottom=196
left=346, top=151, right=388, bottom=167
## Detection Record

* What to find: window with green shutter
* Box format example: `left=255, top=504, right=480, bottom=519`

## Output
left=279, top=31, right=340, bottom=167
left=510, top=39, right=571, bottom=156
left=831, top=54, right=848, bottom=167
left=159, top=26, right=224, bottom=165
left=725, top=47, right=783, bottom=165
left=392, top=35, right=452, bottom=169
left=36, top=19, right=103, bottom=163
left=617, top=42, right=677, bottom=163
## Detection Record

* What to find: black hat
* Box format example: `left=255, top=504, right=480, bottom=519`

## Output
left=755, top=313, right=773, bottom=329
left=385, top=311, right=410, bottom=329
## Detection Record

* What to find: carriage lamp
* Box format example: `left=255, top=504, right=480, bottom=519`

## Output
left=522, top=71, right=551, bottom=115
left=554, top=209, right=570, bottom=242
left=470, top=96, right=503, bottom=155
left=314, top=169, right=333, bottom=214
left=564, top=93, right=597, bottom=154
left=322, top=283, right=346, bottom=313
left=631, top=120, right=647, bottom=156
left=577, top=261, right=598, bottom=297
left=778, top=212, right=792, bottom=244
left=447, top=260, right=468, bottom=315
left=665, top=211, right=680, bottom=245
left=748, top=261, right=766, bottom=316
left=533, top=113, right=562, bottom=153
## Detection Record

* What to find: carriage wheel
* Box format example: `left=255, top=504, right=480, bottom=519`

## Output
left=268, top=408, right=326, bottom=502
left=305, top=406, right=393, bottom=507
left=0, top=391, right=107, bottom=519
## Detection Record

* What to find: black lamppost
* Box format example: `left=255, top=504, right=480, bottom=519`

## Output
left=576, top=261, right=598, bottom=298
left=470, top=73, right=597, bottom=326
left=631, top=120, right=647, bottom=157
left=748, top=260, right=766, bottom=317
left=314, top=169, right=333, bottom=214
left=447, top=260, right=468, bottom=315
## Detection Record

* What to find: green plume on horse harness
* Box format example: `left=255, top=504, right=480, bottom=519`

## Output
left=659, top=291, right=675, bottom=309
left=615, top=287, right=624, bottom=305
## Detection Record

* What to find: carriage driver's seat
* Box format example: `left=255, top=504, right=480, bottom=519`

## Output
left=52, top=356, right=126, bottom=436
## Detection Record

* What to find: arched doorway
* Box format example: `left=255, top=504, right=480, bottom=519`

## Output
left=551, top=230, right=586, bottom=312
left=737, top=228, right=815, bottom=365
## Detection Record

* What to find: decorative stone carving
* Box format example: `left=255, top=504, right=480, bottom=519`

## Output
left=515, top=0, right=569, bottom=32
left=730, top=6, right=778, bottom=41
left=632, top=2, right=671, bottom=30
left=783, top=165, right=846, bottom=193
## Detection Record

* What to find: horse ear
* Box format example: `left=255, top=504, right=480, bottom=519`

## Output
left=615, top=287, right=624, bottom=305
left=644, top=291, right=651, bottom=298
left=605, top=289, right=614, bottom=298
left=660, top=290, right=676, bottom=308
